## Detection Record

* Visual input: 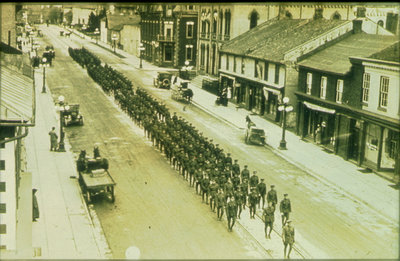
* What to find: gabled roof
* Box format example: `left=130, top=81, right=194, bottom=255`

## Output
left=220, top=18, right=348, bottom=63
left=298, top=33, right=398, bottom=74
left=368, top=41, right=400, bottom=63
left=107, top=14, right=140, bottom=30
left=0, top=66, right=34, bottom=124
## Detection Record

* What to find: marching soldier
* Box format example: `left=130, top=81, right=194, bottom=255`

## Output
left=209, top=179, right=219, bottom=212
left=257, top=178, right=267, bottom=209
left=249, top=171, right=259, bottom=190
left=226, top=196, right=237, bottom=232
left=248, top=188, right=258, bottom=219
left=234, top=187, right=244, bottom=219
left=280, top=193, right=292, bottom=226
left=216, top=188, right=226, bottom=220
left=267, top=185, right=278, bottom=211
left=201, top=174, right=210, bottom=204
left=283, top=220, right=295, bottom=259
left=232, top=159, right=240, bottom=176
left=241, top=165, right=250, bottom=182
left=262, top=202, right=275, bottom=239
left=240, top=178, right=249, bottom=208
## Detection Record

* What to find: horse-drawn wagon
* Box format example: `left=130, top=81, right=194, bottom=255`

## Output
left=171, top=77, right=193, bottom=103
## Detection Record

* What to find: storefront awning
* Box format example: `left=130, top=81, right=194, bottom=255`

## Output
left=263, top=87, right=281, bottom=95
left=304, top=101, right=335, bottom=114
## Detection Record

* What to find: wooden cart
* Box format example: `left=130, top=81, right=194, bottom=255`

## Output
left=79, top=168, right=116, bottom=203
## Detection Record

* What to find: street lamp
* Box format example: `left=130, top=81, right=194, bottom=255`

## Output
left=277, top=97, right=294, bottom=150
left=57, top=95, right=68, bottom=152
left=111, top=33, right=118, bottom=54
left=139, top=43, right=145, bottom=68
left=40, top=57, right=49, bottom=93
left=94, top=27, right=100, bottom=44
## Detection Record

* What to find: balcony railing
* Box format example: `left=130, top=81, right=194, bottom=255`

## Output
left=157, top=34, right=174, bottom=42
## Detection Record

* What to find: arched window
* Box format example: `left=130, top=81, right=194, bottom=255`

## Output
left=377, top=20, right=384, bottom=27
left=332, top=11, right=341, bottom=20
left=249, top=10, right=259, bottom=29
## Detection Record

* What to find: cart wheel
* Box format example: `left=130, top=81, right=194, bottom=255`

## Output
left=110, top=186, right=115, bottom=203
left=86, top=190, right=92, bottom=203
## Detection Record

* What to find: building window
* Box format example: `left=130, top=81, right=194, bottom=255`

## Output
left=0, top=224, right=6, bottom=234
left=255, top=60, right=262, bottom=79
left=362, top=73, right=370, bottom=103
left=336, top=79, right=343, bottom=103
left=185, top=45, right=193, bottom=61
left=0, top=160, right=4, bottom=170
left=187, top=5, right=194, bottom=10
left=320, top=76, right=327, bottom=99
left=0, top=204, right=5, bottom=214
left=186, top=21, right=194, bottom=38
left=219, top=11, right=223, bottom=35
left=233, top=56, right=237, bottom=72
left=164, top=45, right=173, bottom=62
left=274, top=64, right=279, bottom=84
left=379, top=76, right=389, bottom=108
left=226, top=55, right=229, bottom=70
left=306, top=72, right=312, bottom=94
left=264, top=62, right=269, bottom=81
left=200, top=44, right=205, bottom=66
left=241, top=57, right=245, bottom=74
left=250, top=11, right=259, bottom=29
left=0, top=182, right=5, bottom=192
left=224, top=10, right=231, bottom=36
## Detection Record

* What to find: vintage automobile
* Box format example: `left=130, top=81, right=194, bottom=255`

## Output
left=76, top=150, right=115, bottom=203
left=62, top=104, right=84, bottom=126
left=153, top=71, right=173, bottom=89
left=245, top=125, right=266, bottom=145
left=171, top=76, right=193, bottom=103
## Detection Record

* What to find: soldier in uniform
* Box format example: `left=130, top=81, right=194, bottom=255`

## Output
left=232, top=159, right=240, bottom=176
left=201, top=174, right=210, bottom=204
left=240, top=178, right=249, bottom=209
left=216, top=188, right=226, bottom=220
left=226, top=196, right=237, bottom=232
left=233, top=187, right=243, bottom=219
left=249, top=171, right=259, bottom=190
left=257, top=178, right=267, bottom=209
left=209, top=179, right=219, bottom=212
left=262, top=202, right=275, bottom=239
left=248, top=188, right=258, bottom=219
left=280, top=193, right=291, bottom=226
left=194, top=170, right=203, bottom=194
left=283, top=220, right=295, bottom=259
left=241, top=165, right=250, bottom=182
left=267, top=185, right=278, bottom=211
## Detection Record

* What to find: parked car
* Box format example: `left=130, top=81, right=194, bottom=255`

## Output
left=153, top=71, right=173, bottom=89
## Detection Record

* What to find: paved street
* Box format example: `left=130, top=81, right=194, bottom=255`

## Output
left=35, top=24, right=398, bottom=259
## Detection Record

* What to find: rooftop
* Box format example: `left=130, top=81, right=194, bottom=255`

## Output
left=368, top=41, right=400, bottom=63
left=0, top=66, right=34, bottom=124
left=220, top=18, right=348, bottom=63
left=298, top=32, right=398, bottom=74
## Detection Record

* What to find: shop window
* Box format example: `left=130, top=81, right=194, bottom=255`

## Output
left=186, top=21, right=194, bottom=38
left=362, top=73, right=370, bottom=103
left=379, top=76, right=389, bottom=108
left=164, top=45, right=173, bottom=62
left=185, top=45, right=193, bottom=61
left=264, top=62, right=269, bottom=81
left=274, top=64, right=279, bottom=84
left=320, top=76, right=327, bottom=99
left=306, top=73, right=312, bottom=94
left=336, top=79, right=343, bottom=103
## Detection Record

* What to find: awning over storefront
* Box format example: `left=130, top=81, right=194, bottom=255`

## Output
left=263, top=86, right=281, bottom=95
left=304, top=101, right=335, bottom=114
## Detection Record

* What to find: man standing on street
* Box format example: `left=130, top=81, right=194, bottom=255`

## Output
left=280, top=193, right=291, bottom=226
left=48, top=127, right=58, bottom=151
left=283, top=220, right=295, bottom=259
left=267, top=185, right=278, bottom=211
left=262, top=202, right=275, bottom=239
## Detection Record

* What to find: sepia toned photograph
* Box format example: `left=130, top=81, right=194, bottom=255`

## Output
left=0, top=2, right=399, bottom=259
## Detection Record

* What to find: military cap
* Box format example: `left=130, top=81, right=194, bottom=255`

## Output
left=271, top=185, right=275, bottom=188
left=261, top=178, right=264, bottom=181
left=284, top=193, right=288, bottom=196
left=244, top=165, right=248, bottom=167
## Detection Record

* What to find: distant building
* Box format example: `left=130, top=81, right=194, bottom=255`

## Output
left=1, top=3, right=17, bottom=48
left=139, top=4, right=198, bottom=68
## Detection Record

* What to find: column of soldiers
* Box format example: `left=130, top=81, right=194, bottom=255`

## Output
left=69, top=47, right=295, bottom=256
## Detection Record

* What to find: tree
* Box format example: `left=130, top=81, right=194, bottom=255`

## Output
left=48, top=7, right=62, bottom=24
left=88, top=12, right=97, bottom=32
left=65, top=11, right=72, bottom=25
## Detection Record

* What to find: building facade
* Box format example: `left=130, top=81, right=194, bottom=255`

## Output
left=140, top=4, right=198, bottom=68
left=295, top=30, right=398, bottom=177
left=1, top=3, right=17, bottom=48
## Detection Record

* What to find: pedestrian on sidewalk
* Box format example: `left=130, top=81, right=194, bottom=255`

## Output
left=280, top=193, right=292, bottom=226
left=48, top=127, right=58, bottom=151
left=283, top=220, right=295, bottom=259
left=262, top=202, right=275, bottom=239
left=267, top=185, right=278, bottom=212
left=314, top=124, right=321, bottom=144
left=32, top=189, right=39, bottom=221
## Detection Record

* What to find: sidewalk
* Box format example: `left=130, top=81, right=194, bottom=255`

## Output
left=22, top=66, right=111, bottom=258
